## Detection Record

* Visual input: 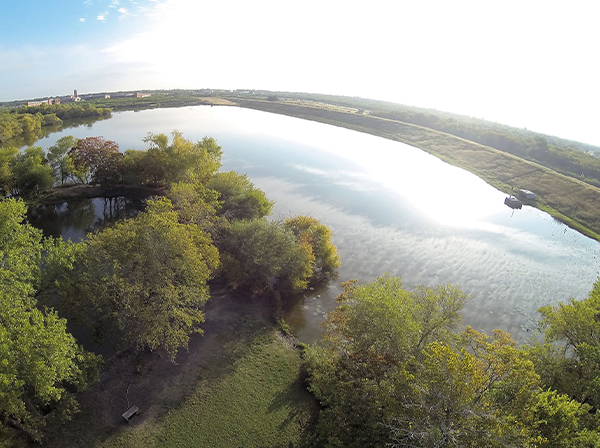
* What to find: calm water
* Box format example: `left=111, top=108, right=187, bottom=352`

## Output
left=28, top=196, right=145, bottom=242
left=29, top=106, right=600, bottom=343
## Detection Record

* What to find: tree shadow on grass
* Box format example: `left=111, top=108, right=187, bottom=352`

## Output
left=39, top=287, right=275, bottom=448
left=267, top=366, right=319, bottom=447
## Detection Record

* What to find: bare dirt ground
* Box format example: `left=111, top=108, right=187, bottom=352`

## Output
left=42, top=285, right=276, bottom=447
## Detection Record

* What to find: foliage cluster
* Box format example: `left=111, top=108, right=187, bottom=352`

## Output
left=0, top=199, right=100, bottom=442
left=305, top=275, right=600, bottom=447
left=0, top=103, right=111, bottom=144
left=0, top=131, right=225, bottom=199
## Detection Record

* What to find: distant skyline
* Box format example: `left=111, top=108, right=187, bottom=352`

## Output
left=1, top=0, right=598, bottom=146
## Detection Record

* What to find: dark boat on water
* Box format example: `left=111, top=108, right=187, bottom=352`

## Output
left=504, top=196, right=522, bottom=209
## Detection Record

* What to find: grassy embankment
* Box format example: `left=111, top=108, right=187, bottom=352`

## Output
left=88, top=94, right=236, bottom=111
left=229, top=98, right=600, bottom=241
left=41, top=292, right=317, bottom=448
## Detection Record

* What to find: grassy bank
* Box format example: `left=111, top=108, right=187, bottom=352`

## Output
left=41, top=291, right=317, bottom=448
left=88, top=94, right=235, bottom=111
left=96, top=330, right=315, bottom=448
left=229, top=98, right=600, bottom=241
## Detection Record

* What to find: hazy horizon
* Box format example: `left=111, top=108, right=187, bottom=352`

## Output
left=1, top=1, right=598, bottom=146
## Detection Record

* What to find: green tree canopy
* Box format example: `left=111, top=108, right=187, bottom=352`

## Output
left=304, top=275, right=468, bottom=447
left=11, top=147, right=54, bottom=198
left=167, top=181, right=223, bottom=236
left=47, top=135, right=78, bottom=185
left=284, top=216, right=340, bottom=278
left=537, top=280, right=600, bottom=409
left=0, top=146, right=18, bottom=196
left=143, top=132, right=222, bottom=185
left=0, top=199, right=98, bottom=441
left=219, top=218, right=314, bottom=294
left=305, top=275, right=600, bottom=447
left=206, top=171, right=273, bottom=220
left=61, top=197, right=219, bottom=358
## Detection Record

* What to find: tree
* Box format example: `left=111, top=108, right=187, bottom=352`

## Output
left=47, top=135, right=77, bottom=185
left=11, top=147, right=54, bottom=198
left=284, top=216, right=340, bottom=278
left=18, top=114, right=42, bottom=135
left=0, top=112, right=22, bottom=143
left=304, top=275, right=468, bottom=447
left=61, top=197, right=219, bottom=358
left=129, top=147, right=167, bottom=186
left=522, top=389, right=600, bottom=448
left=0, top=147, right=18, bottom=195
left=167, top=181, right=223, bottom=236
left=207, top=171, right=273, bottom=220
left=388, top=328, right=541, bottom=448
left=69, top=136, right=123, bottom=186
left=219, top=218, right=313, bottom=294
left=0, top=199, right=98, bottom=441
left=305, top=275, right=600, bottom=447
left=143, top=131, right=222, bottom=185
left=537, top=280, right=600, bottom=408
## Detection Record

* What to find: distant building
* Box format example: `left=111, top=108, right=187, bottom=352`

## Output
left=27, top=100, right=50, bottom=106
left=136, top=92, right=151, bottom=98
left=105, top=94, right=111, bottom=99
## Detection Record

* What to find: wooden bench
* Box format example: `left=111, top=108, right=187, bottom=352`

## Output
left=122, top=405, right=139, bottom=422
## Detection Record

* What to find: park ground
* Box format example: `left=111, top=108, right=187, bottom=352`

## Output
left=39, top=286, right=318, bottom=448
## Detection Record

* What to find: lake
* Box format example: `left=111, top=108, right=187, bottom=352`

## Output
left=28, top=105, right=600, bottom=343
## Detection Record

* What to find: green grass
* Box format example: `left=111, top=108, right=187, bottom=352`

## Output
left=91, top=326, right=316, bottom=448
left=88, top=94, right=209, bottom=111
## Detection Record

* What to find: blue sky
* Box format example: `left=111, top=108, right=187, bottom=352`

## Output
left=1, top=0, right=599, bottom=146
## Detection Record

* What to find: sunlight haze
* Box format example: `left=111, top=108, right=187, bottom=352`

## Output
left=1, top=0, right=598, bottom=145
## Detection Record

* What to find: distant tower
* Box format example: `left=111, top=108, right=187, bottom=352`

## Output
left=74, top=89, right=78, bottom=98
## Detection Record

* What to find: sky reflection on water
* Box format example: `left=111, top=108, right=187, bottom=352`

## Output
left=32, top=106, right=600, bottom=344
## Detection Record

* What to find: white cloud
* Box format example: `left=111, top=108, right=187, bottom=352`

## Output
left=118, top=7, right=127, bottom=14
left=79, top=17, right=86, bottom=22
left=99, top=0, right=600, bottom=145
left=97, top=11, right=107, bottom=21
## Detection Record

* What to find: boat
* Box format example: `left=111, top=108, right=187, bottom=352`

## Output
left=504, top=196, right=522, bottom=209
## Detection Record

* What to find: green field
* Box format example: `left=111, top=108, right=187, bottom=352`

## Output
left=40, top=309, right=317, bottom=448
left=98, top=334, right=315, bottom=448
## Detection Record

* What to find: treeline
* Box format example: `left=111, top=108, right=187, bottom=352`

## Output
left=303, top=275, right=600, bottom=447
left=0, top=132, right=340, bottom=444
left=0, top=103, right=111, bottom=144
